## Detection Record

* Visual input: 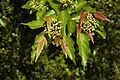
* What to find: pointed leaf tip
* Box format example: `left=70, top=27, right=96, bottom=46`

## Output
left=93, top=12, right=110, bottom=21
left=76, top=24, right=81, bottom=36
left=77, top=33, right=90, bottom=67
left=87, top=31, right=94, bottom=44
left=45, top=16, right=52, bottom=35
left=77, top=12, right=87, bottom=35
left=61, top=37, right=76, bottom=64
left=61, top=39, right=68, bottom=58
left=80, top=12, right=87, bottom=25
left=35, top=37, right=47, bottom=62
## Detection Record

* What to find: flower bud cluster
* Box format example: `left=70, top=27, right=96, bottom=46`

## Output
left=30, top=0, right=43, bottom=11
left=50, top=18, right=62, bottom=46
left=82, top=13, right=99, bottom=32
left=58, top=0, right=76, bottom=8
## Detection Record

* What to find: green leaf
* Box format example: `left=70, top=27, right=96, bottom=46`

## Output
left=98, top=25, right=105, bottom=31
left=22, top=20, right=45, bottom=29
left=22, top=0, right=32, bottom=9
left=0, top=18, right=6, bottom=27
left=96, top=30, right=106, bottom=39
left=62, top=36, right=76, bottom=64
left=95, top=25, right=106, bottom=39
left=44, top=10, right=56, bottom=17
left=75, top=1, right=87, bottom=12
left=58, top=10, right=70, bottom=36
left=31, top=50, right=36, bottom=61
left=67, top=19, right=76, bottom=33
left=77, top=33, right=90, bottom=68
left=48, top=0, right=60, bottom=14
left=36, top=6, right=47, bottom=20
left=71, top=13, right=80, bottom=21
left=58, top=10, right=70, bottom=27
left=31, top=43, right=37, bottom=50
left=84, top=6, right=96, bottom=13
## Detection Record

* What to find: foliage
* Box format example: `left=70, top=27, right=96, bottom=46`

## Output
left=22, top=0, right=109, bottom=69
left=0, top=0, right=120, bottom=80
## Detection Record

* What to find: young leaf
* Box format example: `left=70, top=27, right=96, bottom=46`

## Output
left=76, top=24, right=81, bottom=36
left=35, top=36, right=47, bottom=62
left=93, top=12, right=110, bottom=21
left=77, top=12, right=87, bottom=35
left=34, top=31, right=46, bottom=42
left=80, top=12, right=87, bottom=26
left=54, top=36, right=61, bottom=47
left=77, top=33, right=90, bottom=68
left=45, top=16, right=52, bottom=37
left=22, top=20, right=45, bottom=29
left=31, top=31, right=46, bottom=61
left=61, top=36, right=76, bottom=64
left=61, top=39, right=68, bottom=58
left=86, top=31, right=94, bottom=43
left=58, top=10, right=70, bottom=36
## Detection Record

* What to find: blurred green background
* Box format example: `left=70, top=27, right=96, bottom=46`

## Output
left=0, top=0, right=120, bottom=80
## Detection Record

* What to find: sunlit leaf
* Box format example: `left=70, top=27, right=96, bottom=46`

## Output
left=0, top=18, right=6, bottom=27
left=22, top=20, right=45, bottom=29
left=58, top=10, right=70, bottom=27
left=58, top=10, right=70, bottom=36
left=77, top=33, right=90, bottom=68
left=35, top=36, right=47, bottom=62
left=93, top=12, right=110, bottom=21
